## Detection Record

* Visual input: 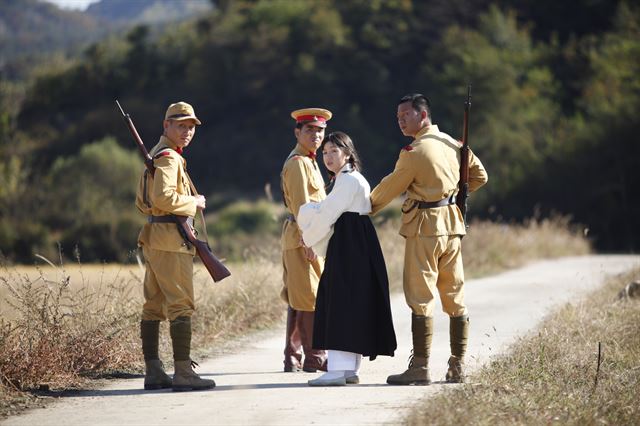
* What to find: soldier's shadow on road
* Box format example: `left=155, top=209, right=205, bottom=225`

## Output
left=58, top=381, right=397, bottom=397
left=60, top=382, right=310, bottom=397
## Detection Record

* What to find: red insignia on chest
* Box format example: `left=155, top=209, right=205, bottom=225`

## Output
left=402, top=145, right=414, bottom=151
left=159, top=151, right=171, bottom=157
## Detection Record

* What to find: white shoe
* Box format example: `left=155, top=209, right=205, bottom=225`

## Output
left=344, top=371, right=359, bottom=384
left=308, top=371, right=347, bottom=386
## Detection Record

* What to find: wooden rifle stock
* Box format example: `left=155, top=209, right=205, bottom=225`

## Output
left=115, top=100, right=231, bottom=283
left=174, top=216, right=231, bottom=283
left=456, top=85, right=471, bottom=227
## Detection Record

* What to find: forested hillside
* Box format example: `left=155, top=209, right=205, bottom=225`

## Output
left=86, top=0, right=211, bottom=24
left=0, top=0, right=106, bottom=80
left=0, top=0, right=638, bottom=262
left=0, top=0, right=213, bottom=75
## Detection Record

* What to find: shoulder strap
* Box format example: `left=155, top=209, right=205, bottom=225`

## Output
left=142, top=148, right=174, bottom=208
left=153, top=147, right=173, bottom=159
left=143, top=169, right=151, bottom=208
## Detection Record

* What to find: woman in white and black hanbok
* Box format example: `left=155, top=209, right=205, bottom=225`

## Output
left=298, top=131, right=397, bottom=386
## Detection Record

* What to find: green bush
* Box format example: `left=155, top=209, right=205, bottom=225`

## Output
left=205, top=200, right=284, bottom=262
left=207, top=200, right=283, bottom=237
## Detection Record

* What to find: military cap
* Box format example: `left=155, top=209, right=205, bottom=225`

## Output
left=291, top=108, right=332, bottom=128
left=165, top=101, right=202, bottom=125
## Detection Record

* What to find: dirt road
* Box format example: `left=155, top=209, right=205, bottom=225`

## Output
left=3, top=255, right=638, bottom=425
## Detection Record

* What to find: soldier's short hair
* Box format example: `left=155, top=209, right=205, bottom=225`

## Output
left=399, top=93, right=431, bottom=121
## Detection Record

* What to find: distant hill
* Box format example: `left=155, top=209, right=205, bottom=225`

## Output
left=0, top=0, right=107, bottom=64
left=86, top=0, right=212, bottom=24
left=0, top=0, right=213, bottom=81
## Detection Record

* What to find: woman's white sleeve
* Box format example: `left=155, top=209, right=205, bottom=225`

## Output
left=297, top=177, right=357, bottom=252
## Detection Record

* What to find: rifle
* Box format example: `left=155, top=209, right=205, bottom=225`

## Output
left=116, top=100, right=231, bottom=283
left=456, top=85, right=471, bottom=227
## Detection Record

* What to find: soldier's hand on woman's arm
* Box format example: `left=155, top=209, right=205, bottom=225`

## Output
left=195, top=195, right=206, bottom=209
left=303, top=245, right=317, bottom=262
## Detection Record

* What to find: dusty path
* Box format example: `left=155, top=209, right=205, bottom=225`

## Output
left=3, top=255, right=638, bottom=426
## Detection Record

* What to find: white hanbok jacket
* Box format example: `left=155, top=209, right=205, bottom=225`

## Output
left=297, top=164, right=371, bottom=257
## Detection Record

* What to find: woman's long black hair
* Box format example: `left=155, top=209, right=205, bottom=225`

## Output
left=321, top=131, right=363, bottom=193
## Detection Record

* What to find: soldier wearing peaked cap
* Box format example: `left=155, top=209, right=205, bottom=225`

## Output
left=135, top=101, right=215, bottom=392
left=370, top=94, right=488, bottom=385
left=280, top=107, right=332, bottom=373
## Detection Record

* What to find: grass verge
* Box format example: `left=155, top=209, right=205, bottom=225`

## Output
left=406, top=268, right=640, bottom=425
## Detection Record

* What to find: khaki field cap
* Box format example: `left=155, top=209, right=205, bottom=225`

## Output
left=165, top=101, right=202, bottom=125
left=291, top=108, right=332, bottom=128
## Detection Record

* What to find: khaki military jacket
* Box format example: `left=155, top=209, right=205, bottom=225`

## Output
left=370, top=124, right=488, bottom=237
left=135, top=135, right=197, bottom=254
left=281, top=144, right=327, bottom=249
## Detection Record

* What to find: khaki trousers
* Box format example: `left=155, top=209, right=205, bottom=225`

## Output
left=281, top=246, right=323, bottom=312
left=403, top=235, right=466, bottom=317
left=141, top=246, right=195, bottom=321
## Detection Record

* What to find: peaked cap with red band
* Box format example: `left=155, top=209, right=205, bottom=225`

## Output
left=291, top=107, right=332, bottom=128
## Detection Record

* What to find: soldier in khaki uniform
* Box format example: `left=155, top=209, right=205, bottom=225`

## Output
left=135, top=101, right=215, bottom=392
left=370, top=94, right=488, bottom=385
left=280, top=108, right=332, bottom=372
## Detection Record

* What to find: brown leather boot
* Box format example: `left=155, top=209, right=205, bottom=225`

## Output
left=144, top=360, right=172, bottom=390
left=298, top=310, right=327, bottom=372
left=140, top=320, right=172, bottom=390
left=283, top=307, right=303, bottom=372
left=170, top=316, right=215, bottom=392
left=172, top=360, right=215, bottom=391
left=445, top=356, right=464, bottom=383
left=387, top=355, right=430, bottom=385
left=446, top=315, right=469, bottom=383
left=386, top=314, right=433, bottom=385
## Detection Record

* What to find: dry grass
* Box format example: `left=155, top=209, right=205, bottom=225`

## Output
left=406, top=268, right=640, bottom=426
left=376, top=214, right=591, bottom=292
left=0, top=214, right=591, bottom=418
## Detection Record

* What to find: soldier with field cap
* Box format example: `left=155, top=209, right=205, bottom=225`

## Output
left=280, top=107, right=332, bottom=373
left=370, top=94, right=488, bottom=385
left=135, top=101, right=215, bottom=392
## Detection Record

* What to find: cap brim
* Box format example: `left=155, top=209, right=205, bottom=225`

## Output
left=170, top=116, right=202, bottom=125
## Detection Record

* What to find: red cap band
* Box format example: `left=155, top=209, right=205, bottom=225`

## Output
left=296, top=115, right=327, bottom=123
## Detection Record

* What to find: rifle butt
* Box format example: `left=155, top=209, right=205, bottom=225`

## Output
left=194, top=240, right=231, bottom=283
left=174, top=216, right=231, bottom=283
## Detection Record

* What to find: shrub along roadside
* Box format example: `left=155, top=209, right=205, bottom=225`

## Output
left=0, top=216, right=590, bottom=418
left=406, top=268, right=640, bottom=425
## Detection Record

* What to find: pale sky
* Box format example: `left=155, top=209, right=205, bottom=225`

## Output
left=42, top=0, right=100, bottom=10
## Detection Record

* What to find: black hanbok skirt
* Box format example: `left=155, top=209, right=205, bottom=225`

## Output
left=312, top=212, right=397, bottom=360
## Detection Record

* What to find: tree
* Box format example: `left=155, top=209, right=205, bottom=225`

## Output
left=44, top=137, right=143, bottom=261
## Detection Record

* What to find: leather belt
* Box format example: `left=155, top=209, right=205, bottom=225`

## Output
left=148, top=215, right=194, bottom=227
left=416, top=195, right=456, bottom=209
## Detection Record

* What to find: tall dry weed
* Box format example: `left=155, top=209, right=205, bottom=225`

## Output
left=376, top=215, right=591, bottom=291
left=0, top=255, right=140, bottom=392
left=462, top=216, right=591, bottom=277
